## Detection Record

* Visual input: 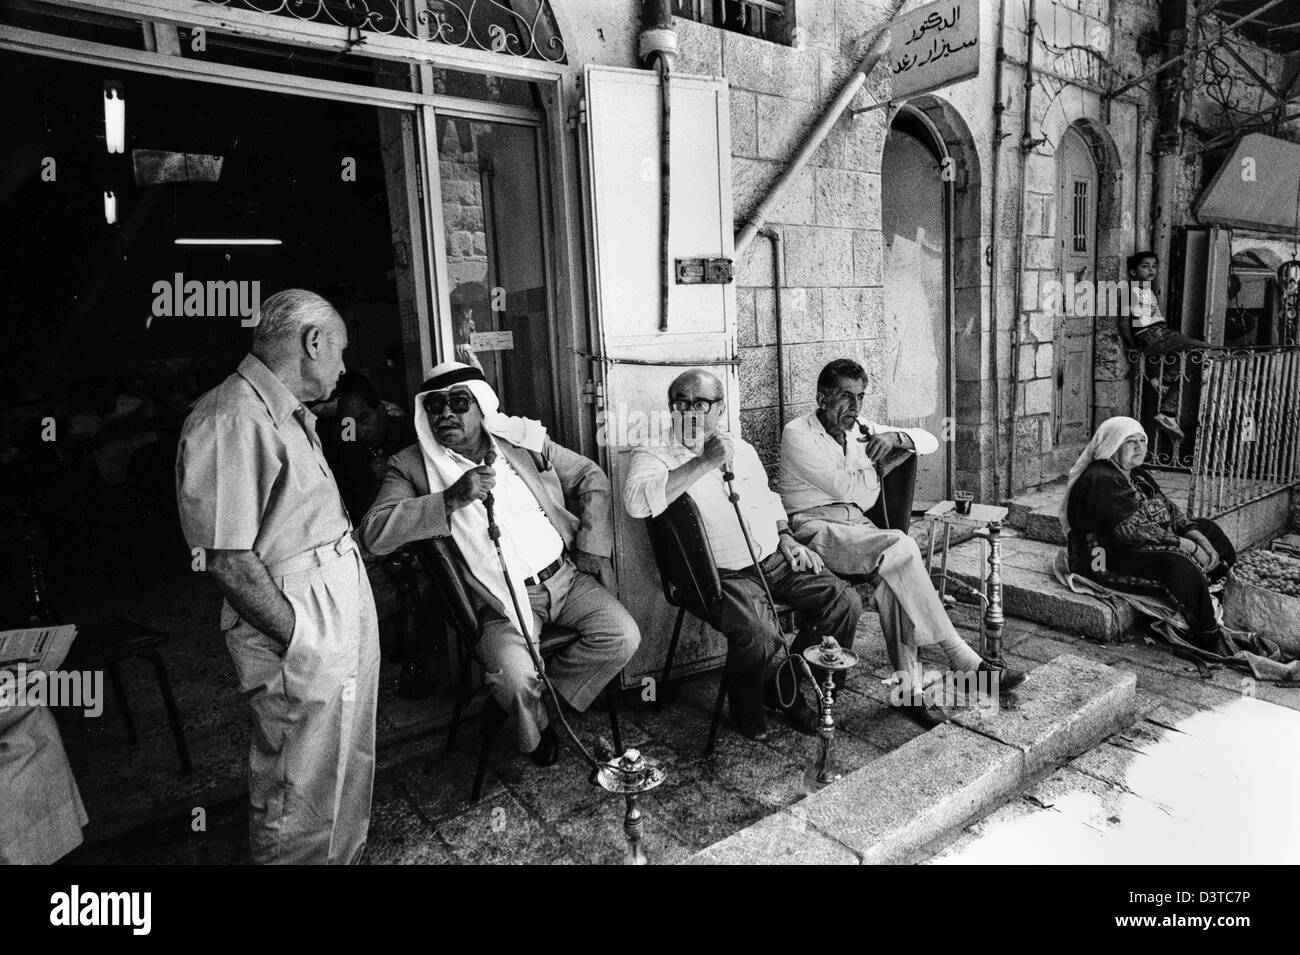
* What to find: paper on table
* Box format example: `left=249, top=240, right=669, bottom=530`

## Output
left=0, top=626, right=78, bottom=675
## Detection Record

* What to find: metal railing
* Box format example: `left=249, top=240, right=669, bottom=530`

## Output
left=1127, top=345, right=1300, bottom=516
left=1127, top=347, right=1206, bottom=471
left=1188, top=346, right=1300, bottom=517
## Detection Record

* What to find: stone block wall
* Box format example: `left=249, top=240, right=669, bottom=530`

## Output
left=673, top=7, right=898, bottom=478
left=562, top=0, right=1172, bottom=499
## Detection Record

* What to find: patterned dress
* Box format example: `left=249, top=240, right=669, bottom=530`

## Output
left=1065, top=461, right=1234, bottom=640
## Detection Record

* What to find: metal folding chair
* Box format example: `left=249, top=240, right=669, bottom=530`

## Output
left=644, top=493, right=795, bottom=756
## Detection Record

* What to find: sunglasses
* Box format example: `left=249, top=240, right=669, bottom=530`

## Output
left=424, top=392, right=476, bottom=416
left=670, top=397, right=723, bottom=414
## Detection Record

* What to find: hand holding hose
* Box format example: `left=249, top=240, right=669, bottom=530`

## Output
left=700, top=432, right=734, bottom=472
left=445, top=459, right=496, bottom=515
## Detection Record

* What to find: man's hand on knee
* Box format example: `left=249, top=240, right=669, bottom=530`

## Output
left=778, top=533, right=824, bottom=574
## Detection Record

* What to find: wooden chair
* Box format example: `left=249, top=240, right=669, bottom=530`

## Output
left=416, top=539, right=624, bottom=802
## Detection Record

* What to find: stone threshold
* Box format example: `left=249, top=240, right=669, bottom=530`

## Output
left=685, top=653, right=1138, bottom=864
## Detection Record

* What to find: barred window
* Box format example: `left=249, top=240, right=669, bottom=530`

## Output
left=1072, top=180, right=1089, bottom=253
left=672, top=1, right=788, bottom=44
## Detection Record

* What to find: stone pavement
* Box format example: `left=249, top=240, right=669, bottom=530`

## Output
left=922, top=695, right=1300, bottom=864
left=915, top=619, right=1300, bottom=864
left=60, top=560, right=1300, bottom=865
left=67, top=610, right=945, bottom=865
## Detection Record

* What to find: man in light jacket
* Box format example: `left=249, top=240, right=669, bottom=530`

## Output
left=359, top=362, right=638, bottom=764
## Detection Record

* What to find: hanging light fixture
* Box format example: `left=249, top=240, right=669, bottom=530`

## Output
left=103, top=190, right=117, bottom=225
left=103, top=80, right=125, bottom=154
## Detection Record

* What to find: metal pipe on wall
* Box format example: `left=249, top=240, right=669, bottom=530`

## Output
left=989, top=0, right=1010, bottom=503
left=759, top=227, right=786, bottom=430
left=639, top=0, right=677, bottom=331
left=1151, top=0, right=1188, bottom=305
left=1006, top=0, right=1041, bottom=498
left=656, top=54, right=672, bottom=332
left=735, top=28, right=893, bottom=256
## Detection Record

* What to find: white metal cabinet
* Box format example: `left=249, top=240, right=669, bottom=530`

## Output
left=582, top=64, right=737, bottom=684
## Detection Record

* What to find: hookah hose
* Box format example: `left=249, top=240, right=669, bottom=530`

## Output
left=480, top=449, right=605, bottom=772
left=720, top=462, right=799, bottom=710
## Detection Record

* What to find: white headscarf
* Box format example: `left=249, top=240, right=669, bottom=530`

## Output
left=412, top=362, right=548, bottom=637
left=1059, top=416, right=1146, bottom=534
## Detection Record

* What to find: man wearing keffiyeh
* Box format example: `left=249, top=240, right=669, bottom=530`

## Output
left=359, top=362, right=639, bottom=764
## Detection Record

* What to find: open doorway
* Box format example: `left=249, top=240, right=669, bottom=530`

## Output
left=881, top=108, right=952, bottom=505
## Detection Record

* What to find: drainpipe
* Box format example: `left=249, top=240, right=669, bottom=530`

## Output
left=1151, top=0, right=1188, bottom=305
left=989, top=0, right=1010, bottom=503
left=640, top=0, right=677, bottom=331
left=1007, top=0, right=1043, bottom=498
left=735, top=28, right=893, bottom=257
left=759, top=227, right=786, bottom=429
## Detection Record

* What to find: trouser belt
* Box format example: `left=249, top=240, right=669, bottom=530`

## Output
left=524, top=553, right=566, bottom=587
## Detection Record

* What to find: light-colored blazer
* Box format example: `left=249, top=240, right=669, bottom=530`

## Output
left=358, top=437, right=616, bottom=617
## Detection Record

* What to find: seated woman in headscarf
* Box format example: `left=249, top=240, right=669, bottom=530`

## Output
left=1061, top=416, right=1236, bottom=652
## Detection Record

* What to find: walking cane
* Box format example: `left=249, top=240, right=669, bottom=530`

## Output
left=480, top=448, right=665, bottom=863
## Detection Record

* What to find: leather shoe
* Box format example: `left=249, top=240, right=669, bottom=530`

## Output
left=736, top=719, right=770, bottom=742
left=898, top=694, right=950, bottom=728
left=978, top=660, right=1027, bottom=694
left=529, top=725, right=560, bottom=767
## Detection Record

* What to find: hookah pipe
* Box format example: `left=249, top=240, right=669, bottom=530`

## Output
left=718, top=449, right=858, bottom=779
left=720, top=455, right=799, bottom=710
left=479, top=448, right=665, bottom=863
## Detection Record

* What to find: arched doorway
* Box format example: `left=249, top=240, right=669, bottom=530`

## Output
left=1055, top=124, right=1099, bottom=446
left=881, top=107, right=951, bottom=503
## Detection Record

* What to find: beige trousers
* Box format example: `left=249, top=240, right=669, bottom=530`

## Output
left=225, top=537, right=380, bottom=865
left=790, top=506, right=983, bottom=682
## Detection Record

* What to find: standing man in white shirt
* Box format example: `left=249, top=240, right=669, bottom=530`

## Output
left=779, top=359, right=1026, bottom=725
left=623, top=368, right=863, bottom=741
left=176, top=288, right=379, bottom=864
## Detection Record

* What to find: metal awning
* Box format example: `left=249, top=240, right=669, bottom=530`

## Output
left=1195, top=133, right=1300, bottom=233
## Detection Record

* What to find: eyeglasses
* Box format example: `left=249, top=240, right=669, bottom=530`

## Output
left=424, top=392, right=476, bottom=415
left=670, top=397, right=723, bottom=414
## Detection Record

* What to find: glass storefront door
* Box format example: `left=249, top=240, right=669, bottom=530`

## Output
left=432, top=112, right=559, bottom=430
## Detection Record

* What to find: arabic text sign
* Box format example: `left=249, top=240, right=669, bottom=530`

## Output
left=470, top=330, right=515, bottom=352
left=889, top=0, right=980, bottom=100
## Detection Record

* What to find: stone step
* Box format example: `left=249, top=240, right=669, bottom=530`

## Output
left=939, top=533, right=1133, bottom=641
left=687, top=653, right=1138, bottom=865
left=1005, top=481, right=1068, bottom=545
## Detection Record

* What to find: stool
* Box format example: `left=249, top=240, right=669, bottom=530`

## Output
left=66, top=618, right=192, bottom=777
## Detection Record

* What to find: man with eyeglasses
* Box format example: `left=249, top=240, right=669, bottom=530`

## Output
left=622, top=368, right=863, bottom=741
left=359, top=361, right=639, bottom=764
left=779, top=358, right=1027, bottom=726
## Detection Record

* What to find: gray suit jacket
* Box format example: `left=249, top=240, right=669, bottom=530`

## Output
left=358, top=437, right=616, bottom=617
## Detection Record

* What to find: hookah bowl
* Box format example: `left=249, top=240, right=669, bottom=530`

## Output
left=594, top=748, right=668, bottom=865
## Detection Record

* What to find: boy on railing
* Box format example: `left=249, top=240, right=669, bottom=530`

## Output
left=1126, top=251, right=1210, bottom=442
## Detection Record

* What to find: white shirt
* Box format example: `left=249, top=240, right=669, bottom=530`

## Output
left=778, top=412, right=938, bottom=516
left=623, top=436, right=786, bottom=571
left=444, top=442, right=563, bottom=578
left=1129, top=285, right=1165, bottom=331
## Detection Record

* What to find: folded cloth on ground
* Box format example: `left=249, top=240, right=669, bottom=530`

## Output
left=1052, top=549, right=1300, bottom=684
